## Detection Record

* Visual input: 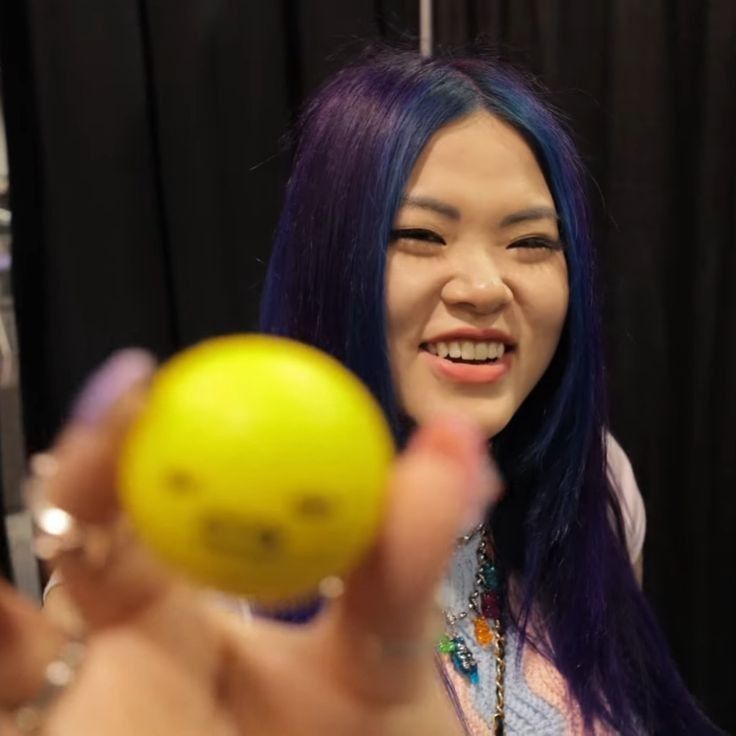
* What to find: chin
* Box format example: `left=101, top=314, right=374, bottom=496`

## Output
left=407, top=397, right=516, bottom=441
left=461, top=411, right=512, bottom=440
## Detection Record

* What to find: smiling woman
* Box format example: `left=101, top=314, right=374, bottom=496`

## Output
left=261, top=49, right=720, bottom=734
left=4, top=47, right=723, bottom=736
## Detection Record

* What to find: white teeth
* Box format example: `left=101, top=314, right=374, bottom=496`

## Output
left=426, top=339, right=508, bottom=361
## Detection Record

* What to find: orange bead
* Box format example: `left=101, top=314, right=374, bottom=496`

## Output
left=473, top=617, right=494, bottom=646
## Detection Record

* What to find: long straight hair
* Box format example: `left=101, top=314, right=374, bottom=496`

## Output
left=261, top=49, right=718, bottom=735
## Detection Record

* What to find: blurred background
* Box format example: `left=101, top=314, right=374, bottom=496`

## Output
left=0, top=1, right=733, bottom=730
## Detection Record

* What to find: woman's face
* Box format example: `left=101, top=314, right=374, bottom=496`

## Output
left=386, top=111, right=569, bottom=438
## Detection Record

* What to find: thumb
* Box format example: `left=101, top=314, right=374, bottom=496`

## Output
left=322, top=417, right=502, bottom=704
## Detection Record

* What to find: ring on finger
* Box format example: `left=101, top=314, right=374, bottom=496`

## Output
left=25, top=453, right=112, bottom=568
left=25, top=453, right=82, bottom=561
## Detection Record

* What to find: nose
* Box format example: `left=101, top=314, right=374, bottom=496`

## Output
left=440, top=254, right=512, bottom=314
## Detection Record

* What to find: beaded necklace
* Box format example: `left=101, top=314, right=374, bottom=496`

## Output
left=438, top=524, right=506, bottom=734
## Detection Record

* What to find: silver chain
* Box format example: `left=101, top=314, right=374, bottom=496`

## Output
left=443, top=523, right=506, bottom=735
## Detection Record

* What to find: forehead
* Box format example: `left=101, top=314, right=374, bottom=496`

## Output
left=402, top=111, right=554, bottom=212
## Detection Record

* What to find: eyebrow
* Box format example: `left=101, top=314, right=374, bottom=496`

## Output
left=400, top=197, right=559, bottom=228
left=400, top=195, right=460, bottom=220
left=499, top=206, right=560, bottom=228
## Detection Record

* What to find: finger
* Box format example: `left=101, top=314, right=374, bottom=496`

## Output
left=49, top=349, right=156, bottom=522
left=0, top=580, right=233, bottom=736
left=323, top=417, right=502, bottom=704
left=38, top=353, right=228, bottom=696
left=0, top=579, right=64, bottom=707
left=40, top=350, right=176, bottom=628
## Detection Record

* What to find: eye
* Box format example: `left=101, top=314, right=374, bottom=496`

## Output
left=389, top=228, right=446, bottom=245
left=294, top=494, right=334, bottom=519
left=164, top=470, right=200, bottom=495
left=507, top=236, right=564, bottom=251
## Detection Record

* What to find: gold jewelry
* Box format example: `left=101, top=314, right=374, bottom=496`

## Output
left=438, top=524, right=506, bottom=734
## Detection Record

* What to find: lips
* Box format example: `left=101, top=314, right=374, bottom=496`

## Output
left=419, top=329, right=515, bottom=384
left=422, top=350, right=510, bottom=384
left=423, top=327, right=516, bottom=347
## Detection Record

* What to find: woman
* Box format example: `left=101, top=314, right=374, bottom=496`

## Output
left=1, top=49, right=719, bottom=735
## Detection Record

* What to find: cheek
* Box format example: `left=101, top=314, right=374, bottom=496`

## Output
left=519, top=262, right=569, bottom=360
left=385, top=253, right=436, bottom=348
left=384, top=254, right=439, bottom=394
left=384, top=256, right=411, bottom=387
left=384, top=258, right=408, bottom=343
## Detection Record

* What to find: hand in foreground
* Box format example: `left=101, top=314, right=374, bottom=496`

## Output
left=0, top=352, right=500, bottom=736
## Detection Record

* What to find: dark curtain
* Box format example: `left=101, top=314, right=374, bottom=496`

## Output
left=0, top=0, right=418, bottom=452
left=433, top=1, right=735, bottom=730
left=1, top=0, right=733, bottom=731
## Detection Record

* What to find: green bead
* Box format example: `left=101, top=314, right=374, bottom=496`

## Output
left=482, top=564, right=499, bottom=589
left=437, top=635, right=456, bottom=653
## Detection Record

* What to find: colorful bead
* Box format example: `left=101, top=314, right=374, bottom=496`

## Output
left=437, top=634, right=456, bottom=654
left=450, top=636, right=479, bottom=684
left=481, top=591, right=501, bottom=619
left=473, top=616, right=494, bottom=646
left=481, top=563, right=499, bottom=589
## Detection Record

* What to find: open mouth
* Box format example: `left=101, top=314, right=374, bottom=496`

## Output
left=200, top=515, right=285, bottom=561
left=420, top=339, right=515, bottom=365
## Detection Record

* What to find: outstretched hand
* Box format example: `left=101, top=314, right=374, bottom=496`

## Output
left=0, top=362, right=500, bottom=736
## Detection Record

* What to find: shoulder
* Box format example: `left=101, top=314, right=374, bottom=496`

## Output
left=605, top=431, right=646, bottom=563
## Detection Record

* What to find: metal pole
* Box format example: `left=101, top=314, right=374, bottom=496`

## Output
left=419, top=0, right=433, bottom=58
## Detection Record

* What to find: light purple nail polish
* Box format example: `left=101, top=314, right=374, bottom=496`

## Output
left=70, top=349, right=157, bottom=426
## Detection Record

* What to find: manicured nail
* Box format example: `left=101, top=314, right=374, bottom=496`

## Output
left=408, top=418, right=503, bottom=535
left=70, top=349, right=157, bottom=426
left=407, top=416, right=489, bottom=487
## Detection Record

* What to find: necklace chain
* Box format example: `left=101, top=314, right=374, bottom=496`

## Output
left=440, top=524, right=506, bottom=735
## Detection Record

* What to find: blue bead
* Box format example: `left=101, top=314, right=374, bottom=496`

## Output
left=481, top=564, right=499, bottom=589
left=450, top=637, right=479, bottom=684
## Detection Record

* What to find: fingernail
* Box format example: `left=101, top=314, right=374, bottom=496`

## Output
left=70, top=349, right=157, bottom=426
left=408, top=418, right=504, bottom=535
left=407, top=416, right=490, bottom=489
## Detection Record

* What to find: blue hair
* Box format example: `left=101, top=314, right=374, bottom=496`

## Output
left=261, top=49, right=719, bottom=734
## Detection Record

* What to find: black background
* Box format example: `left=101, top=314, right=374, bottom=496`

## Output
left=1, top=1, right=733, bottom=731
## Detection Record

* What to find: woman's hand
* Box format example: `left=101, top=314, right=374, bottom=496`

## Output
left=0, top=352, right=500, bottom=736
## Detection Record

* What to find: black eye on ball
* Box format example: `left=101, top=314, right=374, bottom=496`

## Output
left=165, top=470, right=199, bottom=494
left=294, top=494, right=333, bottom=518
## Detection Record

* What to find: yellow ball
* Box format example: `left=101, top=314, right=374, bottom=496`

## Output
left=118, top=335, right=394, bottom=603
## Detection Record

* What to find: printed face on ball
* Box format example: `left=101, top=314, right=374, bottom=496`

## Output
left=119, top=336, right=394, bottom=603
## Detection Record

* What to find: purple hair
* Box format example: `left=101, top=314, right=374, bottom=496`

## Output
left=260, top=49, right=719, bottom=734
